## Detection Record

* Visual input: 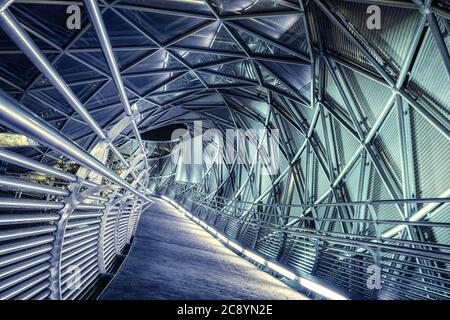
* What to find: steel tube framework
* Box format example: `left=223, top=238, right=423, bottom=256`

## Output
left=0, top=0, right=448, bottom=300
left=0, top=90, right=149, bottom=201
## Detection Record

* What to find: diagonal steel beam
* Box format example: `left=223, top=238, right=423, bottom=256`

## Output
left=315, top=0, right=449, bottom=138
left=0, top=0, right=13, bottom=12
left=0, top=9, right=107, bottom=140
left=83, top=0, right=148, bottom=168
left=0, top=89, right=151, bottom=201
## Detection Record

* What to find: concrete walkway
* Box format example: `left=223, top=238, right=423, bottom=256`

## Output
left=100, top=198, right=308, bottom=300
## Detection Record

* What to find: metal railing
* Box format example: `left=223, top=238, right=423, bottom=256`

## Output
left=0, top=83, right=157, bottom=299
left=152, top=176, right=450, bottom=300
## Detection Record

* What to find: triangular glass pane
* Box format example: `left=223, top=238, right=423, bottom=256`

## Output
left=209, top=0, right=298, bottom=15
left=69, top=51, right=109, bottom=74
left=30, top=89, right=73, bottom=114
left=203, top=60, right=258, bottom=82
left=340, top=64, right=394, bottom=131
left=171, top=49, right=236, bottom=67
left=124, top=49, right=184, bottom=74
left=124, top=73, right=179, bottom=96
left=103, top=10, right=156, bottom=47
left=63, top=118, right=93, bottom=139
left=179, top=92, right=224, bottom=106
left=233, top=15, right=308, bottom=56
left=114, top=50, right=154, bottom=69
left=259, top=64, right=294, bottom=95
left=0, top=53, right=57, bottom=89
left=116, top=8, right=207, bottom=44
left=175, top=21, right=243, bottom=53
left=52, top=54, right=104, bottom=83
left=12, top=4, right=90, bottom=48
left=373, top=107, right=402, bottom=191
left=332, top=1, right=422, bottom=72
left=85, top=81, right=126, bottom=110
left=22, top=94, right=64, bottom=120
left=153, top=72, right=203, bottom=93
left=119, top=0, right=214, bottom=15
left=148, top=90, right=197, bottom=105
left=366, top=163, right=402, bottom=228
left=325, top=67, right=347, bottom=109
left=318, top=8, right=374, bottom=71
left=259, top=60, right=311, bottom=97
left=197, top=71, right=239, bottom=85
left=409, top=30, right=450, bottom=121
left=409, top=108, right=450, bottom=198
left=233, top=27, right=299, bottom=57
left=329, top=113, right=361, bottom=175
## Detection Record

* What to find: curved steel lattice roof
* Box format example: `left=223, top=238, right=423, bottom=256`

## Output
left=0, top=0, right=449, bottom=300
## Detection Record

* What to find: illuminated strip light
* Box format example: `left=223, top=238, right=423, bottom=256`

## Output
left=162, top=197, right=348, bottom=300
left=298, top=278, right=347, bottom=301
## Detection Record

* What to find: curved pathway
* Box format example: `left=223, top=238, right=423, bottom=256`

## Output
left=100, top=198, right=308, bottom=300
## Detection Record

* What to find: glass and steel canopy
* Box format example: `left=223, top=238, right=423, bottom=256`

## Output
left=0, top=0, right=448, bottom=300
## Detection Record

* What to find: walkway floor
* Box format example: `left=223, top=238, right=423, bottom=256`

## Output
left=100, top=198, right=308, bottom=300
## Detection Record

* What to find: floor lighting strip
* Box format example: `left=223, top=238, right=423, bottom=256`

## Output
left=161, top=196, right=348, bottom=300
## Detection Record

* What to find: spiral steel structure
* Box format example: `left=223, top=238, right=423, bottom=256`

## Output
left=0, top=0, right=448, bottom=300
